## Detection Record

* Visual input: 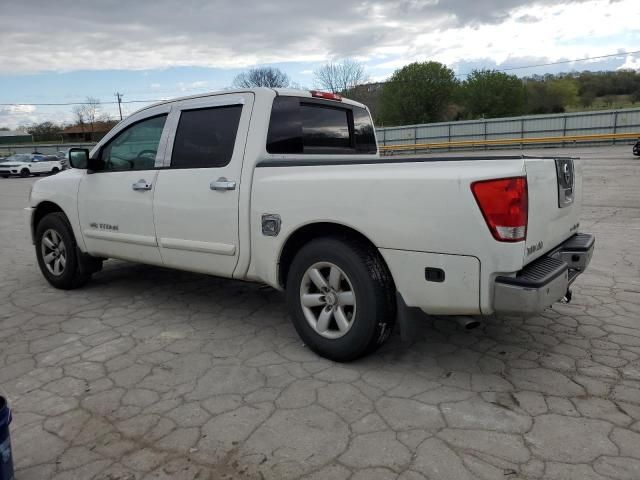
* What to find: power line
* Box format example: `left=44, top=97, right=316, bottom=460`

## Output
left=1, top=49, right=639, bottom=107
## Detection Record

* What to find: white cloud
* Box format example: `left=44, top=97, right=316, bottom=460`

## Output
left=619, top=55, right=640, bottom=71
left=6, top=104, right=36, bottom=114
left=0, top=105, right=39, bottom=128
left=373, top=1, right=640, bottom=73
left=1, top=0, right=637, bottom=75
left=177, top=80, right=209, bottom=92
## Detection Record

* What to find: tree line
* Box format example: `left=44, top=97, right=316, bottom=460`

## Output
left=349, top=63, right=640, bottom=126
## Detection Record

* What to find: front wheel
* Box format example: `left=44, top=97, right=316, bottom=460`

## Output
left=20, top=168, right=30, bottom=178
left=51, top=167, right=60, bottom=174
left=285, top=237, right=396, bottom=362
left=35, top=212, right=98, bottom=289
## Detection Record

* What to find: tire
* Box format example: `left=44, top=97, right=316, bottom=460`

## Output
left=285, top=237, right=396, bottom=362
left=35, top=212, right=99, bottom=289
left=1, top=175, right=8, bottom=178
left=51, top=167, right=60, bottom=174
left=20, top=168, right=30, bottom=178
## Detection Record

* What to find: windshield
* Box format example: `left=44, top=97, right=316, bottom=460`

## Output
left=3, top=154, right=30, bottom=162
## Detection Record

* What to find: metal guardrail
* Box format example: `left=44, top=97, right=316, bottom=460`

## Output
left=379, top=132, right=640, bottom=153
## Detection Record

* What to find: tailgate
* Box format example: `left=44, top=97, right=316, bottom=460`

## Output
left=524, top=157, right=582, bottom=264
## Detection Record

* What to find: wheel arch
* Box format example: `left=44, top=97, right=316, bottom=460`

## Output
left=277, top=221, right=394, bottom=289
left=31, top=201, right=67, bottom=243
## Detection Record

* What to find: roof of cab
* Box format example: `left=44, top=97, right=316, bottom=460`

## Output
left=135, top=87, right=368, bottom=115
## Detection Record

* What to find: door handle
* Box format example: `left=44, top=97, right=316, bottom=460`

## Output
left=210, top=177, right=236, bottom=191
left=132, top=179, right=152, bottom=191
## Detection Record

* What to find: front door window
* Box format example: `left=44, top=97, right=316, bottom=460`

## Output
left=97, top=115, right=167, bottom=171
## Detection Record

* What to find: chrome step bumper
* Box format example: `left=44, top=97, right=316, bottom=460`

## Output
left=493, top=233, right=595, bottom=315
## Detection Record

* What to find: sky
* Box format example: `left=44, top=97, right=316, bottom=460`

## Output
left=1, top=0, right=639, bottom=128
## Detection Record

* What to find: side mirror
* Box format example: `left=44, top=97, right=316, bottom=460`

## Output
left=68, top=148, right=90, bottom=169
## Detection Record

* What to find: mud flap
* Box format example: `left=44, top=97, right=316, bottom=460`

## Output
left=396, top=292, right=423, bottom=342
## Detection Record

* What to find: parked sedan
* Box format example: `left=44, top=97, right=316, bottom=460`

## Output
left=0, top=154, right=64, bottom=178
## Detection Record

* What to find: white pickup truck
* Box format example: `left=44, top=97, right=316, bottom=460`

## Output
left=27, top=88, right=595, bottom=361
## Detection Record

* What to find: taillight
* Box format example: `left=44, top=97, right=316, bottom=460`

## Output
left=471, top=177, right=528, bottom=242
left=310, top=90, right=342, bottom=101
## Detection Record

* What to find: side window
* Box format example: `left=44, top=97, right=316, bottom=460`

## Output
left=266, top=97, right=377, bottom=155
left=99, top=115, right=167, bottom=172
left=353, top=107, right=377, bottom=154
left=170, top=105, right=242, bottom=169
left=265, top=96, right=302, bottom=154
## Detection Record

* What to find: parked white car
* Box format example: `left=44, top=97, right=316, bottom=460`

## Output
left=1, top=154, right=63, bottom=178
left=27, top=88, right=594, bottom=361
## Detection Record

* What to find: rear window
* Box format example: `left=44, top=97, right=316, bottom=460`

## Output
left=266, top=96, right=377, bottom=155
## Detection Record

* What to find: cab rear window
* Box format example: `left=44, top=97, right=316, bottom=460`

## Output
left=266, top=96, right=377, bottom=155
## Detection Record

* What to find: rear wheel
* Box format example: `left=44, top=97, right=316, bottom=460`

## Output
left=285, top=237, right=396, bottom=362
left=20, top=168, right=30, bottom=178
left=35, top=212, right=101, bottom=289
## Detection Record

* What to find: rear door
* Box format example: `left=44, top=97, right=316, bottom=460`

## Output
left=31, top=156, right=49, bottom=174
left=153, top=93, right=254, bottom=277
left=524, top=157, right=582, bottom=263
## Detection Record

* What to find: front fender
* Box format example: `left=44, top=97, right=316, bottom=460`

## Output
left=30, top=170, right=87, bottom=252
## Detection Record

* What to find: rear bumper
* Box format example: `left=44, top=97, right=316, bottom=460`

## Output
left=493, top=233, right=595, bottom=315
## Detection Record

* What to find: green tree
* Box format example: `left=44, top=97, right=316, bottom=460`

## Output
left=461, top=70, right=526, bottom=118
left=379, top=61, right=458, bottom=125
left=526, top=78, right=579, bottom=114
left=580, top=90, right=596, bottom=108
left=26, top=121, right=63, bottom=141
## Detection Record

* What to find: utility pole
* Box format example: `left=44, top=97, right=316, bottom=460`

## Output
left=114, top=92, right=123, bottom=120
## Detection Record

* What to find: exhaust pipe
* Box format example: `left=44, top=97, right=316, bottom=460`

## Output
left=455, top=316, right=481, bottom=330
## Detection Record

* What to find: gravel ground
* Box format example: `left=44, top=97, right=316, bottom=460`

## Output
left=0, top=145, right=639, bottom=480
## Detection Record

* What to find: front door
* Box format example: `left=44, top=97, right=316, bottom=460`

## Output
left=30, top=157, right=49, bottom=174
left=78, top=113, right=170, bottom=264
left=153, top=93, right=253, bottom=277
